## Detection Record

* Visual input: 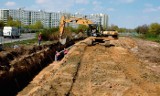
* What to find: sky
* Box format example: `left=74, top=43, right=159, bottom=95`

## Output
left=0, top=0, right=160, bottom=29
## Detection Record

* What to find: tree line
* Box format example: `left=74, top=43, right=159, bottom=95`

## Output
left=136, top=23, right=160, bottom=36
left=108, top=23, right=160, bottom=35
left=0, top=16, right=43, bottom=31
left=0, top=16, right=160, bottom=37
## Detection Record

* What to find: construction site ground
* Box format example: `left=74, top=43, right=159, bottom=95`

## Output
left=16, top=37, right=160, bottom=96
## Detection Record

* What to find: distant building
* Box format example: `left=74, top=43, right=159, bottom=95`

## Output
left=0, top=9, right=9, bottom=24
left=0, top=9, right=108, bottom=29
left=88, top=13, right=108, bottom=30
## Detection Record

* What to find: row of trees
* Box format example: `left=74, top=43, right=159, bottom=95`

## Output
left=107, top=23, right=160, bottom=37
left=0, top=16, right=44, bottom=30
left=136, top=23, right=160, bottom=36
left=107, top=24, right=134, bottom=33
left=1, top=16, right=160, bottom=37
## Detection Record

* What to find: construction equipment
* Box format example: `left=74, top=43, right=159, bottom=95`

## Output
left=59, top=15, right=118, bottom=45
left=59, top=15, right=94, bottom=44
left=103, top=30, right=118, bottom=39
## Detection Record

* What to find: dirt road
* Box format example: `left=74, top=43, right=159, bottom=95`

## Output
left=18, top=37, right=160, bottom=96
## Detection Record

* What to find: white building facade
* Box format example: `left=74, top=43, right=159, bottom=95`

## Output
left=0, top=9, right=108, bottom=29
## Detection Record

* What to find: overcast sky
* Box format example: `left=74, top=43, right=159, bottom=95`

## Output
left=0, top=0, right=160, bottom=28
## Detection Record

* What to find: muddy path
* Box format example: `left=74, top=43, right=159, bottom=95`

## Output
left=18, top=37, right=160, bottom=96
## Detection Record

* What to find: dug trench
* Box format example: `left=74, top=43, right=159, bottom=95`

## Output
left=0, top=39, right=76, bottom=96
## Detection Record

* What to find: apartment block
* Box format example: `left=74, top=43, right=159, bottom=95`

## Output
left=0, top=9, right=108, bottom=29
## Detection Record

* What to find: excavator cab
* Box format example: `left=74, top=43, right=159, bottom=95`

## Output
left=87, top=24, right=102, bottom=37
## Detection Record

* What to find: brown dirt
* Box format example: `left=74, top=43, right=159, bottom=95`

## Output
left=0, top=39, right=76, bottom=95
left=18, top=37, right=160, bottom=96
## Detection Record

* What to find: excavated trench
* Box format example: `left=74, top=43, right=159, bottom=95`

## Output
left=0, top=39, right=76, bottom=96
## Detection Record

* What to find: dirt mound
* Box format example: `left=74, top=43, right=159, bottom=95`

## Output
left=18, top=37, right=160, bottom=96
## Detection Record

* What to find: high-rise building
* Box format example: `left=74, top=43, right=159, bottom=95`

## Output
left=0, top=9, right=108, bottom=29
left=0, top=9, right=9, bottom=24
left=88, top=13, right=108, bottom=30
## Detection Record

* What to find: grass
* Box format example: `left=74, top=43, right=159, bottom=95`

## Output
left=2, top=37, right=57, bottom=49
left=2, top=38, right=37, bottom=50
left=144, top=34, right=160, bottom=43
left=145, top=37, right=160, bottom=42
left=4, top=38, right=37, bottom=46
left=136, top=33, right=160, bottom=43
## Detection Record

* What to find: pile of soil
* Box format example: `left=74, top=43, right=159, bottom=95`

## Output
left=18, top=37, right=160, bottom=96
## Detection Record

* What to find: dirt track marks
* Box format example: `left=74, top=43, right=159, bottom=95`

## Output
left=69, top=45, right=132, bottom=96
left=69, top=40, right=160, bottom=96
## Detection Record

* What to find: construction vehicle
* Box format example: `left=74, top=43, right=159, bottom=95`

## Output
left=103, top=30, right=118, bottom=39
left=59, top=15, right=118, bottom=45
left=59, top=15, right=94, bottom=44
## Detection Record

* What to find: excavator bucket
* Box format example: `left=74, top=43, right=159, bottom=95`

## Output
left=59, top=38, right=67, bottom=45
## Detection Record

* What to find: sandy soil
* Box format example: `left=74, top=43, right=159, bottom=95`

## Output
left=18, top=37, right=160, bottom=96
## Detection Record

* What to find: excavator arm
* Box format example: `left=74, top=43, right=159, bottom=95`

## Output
left=59, top=16, right=93, bottom=44
left=59, top=16, right=66, bottom=38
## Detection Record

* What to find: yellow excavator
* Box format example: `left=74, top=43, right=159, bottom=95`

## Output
left=59, top=15, right=118, bottom=45
left=59, top=15, right=94, bottom=44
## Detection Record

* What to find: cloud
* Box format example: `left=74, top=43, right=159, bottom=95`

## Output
left=75, top=0, right=89, bottom=4
left=144, top=3, right=153, bottom=7
left=34, top=0, right=75, bottom=12
left=33, top=0, right=106, bottom=14
left=76, top=8, right=86, bottom=13
left=110, top=0, right=135, bottom=4
left=143, top=5, right=160, bottom=13
left=106, top=8, right=115, bottom=12
left=144, top=8, right=157, bottom=12
left=92, top=1, right=103, bottom=11
left=36, top=0, right=48, bottom=4
left=119, top=0, right=135, bottom=3
left=5, top=1, right=16, bottom=6
left=34, top=0, right=92, bottom=13
left=92, top=1, right=101, bottom=5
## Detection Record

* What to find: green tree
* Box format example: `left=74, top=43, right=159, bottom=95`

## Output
left=7, top=16, right=14, bottom=26
left=15, top=20, right=21, bottom=28
left=0, top=20, right=5, bottom=28
left=77, top=25, right=88, bottom=33
left=118, top=28, right=127, bottom=32
left=65, top=26, right=77, bottom=33
left=33, top=21, right=43, bottom=29
left=149, top=23, right=160, bottom=35
left=136, top=24, right=149, bottom=34
left=107, top=24, right=119, bottom=31
left=7, top=16, right=21, bottom=27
